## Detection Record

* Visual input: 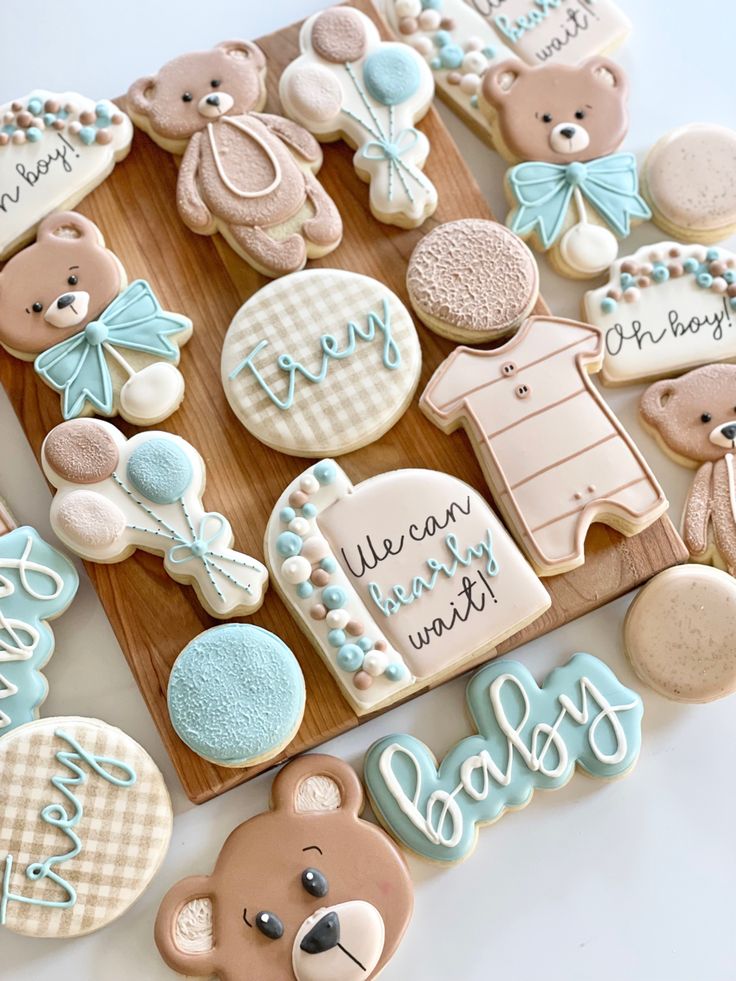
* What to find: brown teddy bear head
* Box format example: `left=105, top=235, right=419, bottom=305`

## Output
left=482, top=56, right=629, bottom=164
left=155, top=755, right=413, bottom=981
left=0, top=211, right=122, bottom=358
left=127, top=41, right=266, bottom=146
left=640, top=364, right=736, bottom=465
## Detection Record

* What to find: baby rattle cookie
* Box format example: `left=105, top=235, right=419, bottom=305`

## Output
left=127, top=41, right=342, bottom=278
left=624, top=566, right=736, bottom=704
left=41, top=419, right=268, bottom=619
left=221, top=268, right=421, bottom=456
left=0, top=716, right=172, bottom=938
left=0, top=211, right=192, bottom=425
left=479, top=57, right=650, bottom=279
left=406, top=218, right=539, bottom=342
left=0, top=90, right=132, bottom=260
left=168, top=624, right=305, bottom=767
left=279, top=7, right=438, bottom=228
left=641, top=124, right=736, bottom=244
left=155, top=753, right=413, bottom=981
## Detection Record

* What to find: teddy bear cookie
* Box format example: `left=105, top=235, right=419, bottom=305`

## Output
left=279, top=7, right=438, bottom=228
left=155, top=753, right=413, bottom=981
left=364, top=652, right=643, bottom=864
left=479, top=57, right=650, bottom=278
left=127, top=41, right=342, bottom=278
left=0, top=90, right=132, bottom=260
left=640, top=363, right=736, bottom=576
left=0, top=716, right=172, bottom=938
left=41, top=419, right=268, bottom=618
left=221, top=269, right=421, bottom=456
left=0, top=211, right=192, bottom=424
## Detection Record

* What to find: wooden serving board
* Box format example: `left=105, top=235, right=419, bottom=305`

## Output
left=0, top=0, right=687, bottom=803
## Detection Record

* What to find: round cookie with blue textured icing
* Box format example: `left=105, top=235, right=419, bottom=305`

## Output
left=167, top=623, right=306, bottom=767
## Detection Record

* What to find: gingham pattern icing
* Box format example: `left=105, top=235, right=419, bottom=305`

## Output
left=221, top=269, right=421, bottom=455
left=0, top=717, right=172, bottom=938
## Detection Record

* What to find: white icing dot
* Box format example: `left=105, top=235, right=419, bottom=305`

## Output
left=466, top=35, right=483, bottom=50
left=462, top=51, right=487, bottom=75
left=460, top=73, right=481, bottom=94
left=412, top=36, right=434, bottom=56
left=363, top=651, right=389, bottom=676
left=281, top=555, right=312, bottom=584
left=326, top=609, right=350, bottom=630
left=395, top=0, right=421, bottom=16
left=300, top=474, right=320, bottom=495
left=288, top=517, right=310, bottom=537
left=418, top=8, right=441, bottom=29
left=300, top=535, right=330, bottom=563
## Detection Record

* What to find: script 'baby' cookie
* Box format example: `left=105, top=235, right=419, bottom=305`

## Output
left=0, top=90, right=132, bottom=260
left=221, top=269, right=421, bottom=457
left=364, top=652, right=642, bottom=864
left=406, top=218, right=539, bottom=342
left=584, top=243, right=736, bottom=387
left=279, top=7, right=438, bottom=228
left=155, top=754, right=413, bottom=981
left=0, top=716, right=172, bottom=937
left=265, top=460, right=550, bottom=715
left=41, top=419, right=268, bottom=618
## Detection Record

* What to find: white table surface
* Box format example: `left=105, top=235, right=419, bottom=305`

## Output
left=1, top=1, right=735, bottom=978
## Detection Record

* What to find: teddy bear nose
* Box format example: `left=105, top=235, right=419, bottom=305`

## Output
left=300, top=911, right=340, bottom=955
left=721, top=424, right=736, bottom=440
left=56, top=294, right=76, bottom=309
left=560, top=126, right=577, bottom=140
left=206, top=94, right=220, bottom=107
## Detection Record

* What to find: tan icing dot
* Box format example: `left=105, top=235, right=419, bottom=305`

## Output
left=44, top=420, right=119, bottom=484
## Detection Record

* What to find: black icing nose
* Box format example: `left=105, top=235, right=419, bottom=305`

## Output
left=206, top=94, right=220, bottom=107
left=56, top=294, right=75, bottom=309
left=560, top=126, right=576, bottom=140
left=300, top=911, right=340, bottom=955
left=721, top=424, right=736, bottom=440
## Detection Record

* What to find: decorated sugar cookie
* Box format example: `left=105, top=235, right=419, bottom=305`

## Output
left=0, top=90, right=132, bottom=260
left=41, top=419, right=268, bottom=618
left=0, top=716, right=172, bottom=937
left=127, top=41, right=342, bottom=278
left=279, top=7, right=438, bottom=228
left=155, top=754, right=413, bottom=981
left=0, top=211, right=192, bottom=425
left=265, top=460, right=550, bottom=715
left=421, top=316, right=668, bottom=576
left=364, top=652, right=643, bottom=864
left=221, top=269, right=421, bottom=456
left=480, top=57, right=650, bottom=278
left=584, top=243, right=736, bottom=387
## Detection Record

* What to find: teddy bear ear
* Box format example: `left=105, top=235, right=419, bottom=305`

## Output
left=271, top=754, right=364, bottom=818
left=36, top=211, right=101, bottom=246
left=583, top=56, right=628, bottom=95
left=155, top=875, right=220, bottom=977
left=216, top=40, right=266, bottom=69
left=127, top=75, right=158, bottom=116
left=640, top=379, right=676, bottom=427
left=481, top=60, right=529, bottom=108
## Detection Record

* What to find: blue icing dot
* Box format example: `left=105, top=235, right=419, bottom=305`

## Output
left=322, top=586, right=346, bottom=610
left=422, top=0, right=443, bottom=8
left=620, top=272, right=635, bottom=289
left=27, top=97, right=43, bottom=115
left=439, top=43, right=464, bottom=69
left=357, top=637, right=373, bottom=652
left=363, top=48, right=421, bottom=106
left=276, top=532, right=302, bottom=557
left=26, top=128, right=43, bottom=143
left=470, top=95, right=479, bottom=108
left=78, top=126, right=96, bottom=145
left=652, top=264, right=669, bottom=283
left=697, top=272, right=713, bottom=288
left=95, top=102, right=111, bottom=119
left=706, top=248, right=719, bottom=262
left=84, top=320, right=108, bottom=345
left=430, top=57, right=442, bottom=70
left=328, top=629, right=347, bottom=648
left=320, top=557, right=337, bottom=573
left=482, top=45, right=496, bottom=59
left=337, top=644, right=364, bottom=672
left=43, top=113, right=56, bottom=126
left=167, top=624, right=305, bottom=766
left=683, top=257, right=699, bottom=273
left=600, top=297, right=617, bottom=314
left=127, top=437, right=193, bottom=504
left=302, top=503, right=317, bottom=518
left=296, top=582, right=313, bottom=599
left=384, top=663, right=407, bottom=682
left=434, top=30, right=451, bottom=46
left=313, top=461, right=336, bottom=485
left=280, top=506, right=296, bottom=524
left=730, top=297, right=736, bottom=311
left=725, top=270, right=736, bottom=284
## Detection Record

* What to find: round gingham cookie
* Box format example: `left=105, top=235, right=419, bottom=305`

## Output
left=220, top=269, right=422, bottom=456
left=0, top=716, right=172, bottom=938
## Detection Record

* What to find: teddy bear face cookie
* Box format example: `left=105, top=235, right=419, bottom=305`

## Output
left=155, top=754, right=413, bottom=981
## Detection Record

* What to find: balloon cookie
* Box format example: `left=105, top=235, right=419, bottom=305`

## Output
left=155, top=754, right=413, bottom=981
left=0, top=211, right=192, bottom=425
left=280, top=7, right=438, bottom=228
left=0, top=90, right=132, bottom=260
left=0, top=716, right=172, bottom=938
left=41, top=419, right=268, bottom=618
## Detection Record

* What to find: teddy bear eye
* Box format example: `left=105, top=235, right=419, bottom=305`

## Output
left=67, top=274, right=78, bottom=286
left=575, top=110, right=586, bottom=120
left=210, top=79, right=221, bottom=88
left=254, top=911, right=284, bottom=940
left=701, top=413, right=712, bottom=423
left=301, top=867, right=329, bottom=898
left=542, top=113, right=553, bottom=124
left=182, top=92, right=193, bottom=102
left=32, top=301, right=43, bottom=313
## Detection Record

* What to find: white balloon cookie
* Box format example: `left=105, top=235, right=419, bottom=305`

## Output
left=41, top=419, right=268, bottom=618
left=279, top=7, right=438, bottom=228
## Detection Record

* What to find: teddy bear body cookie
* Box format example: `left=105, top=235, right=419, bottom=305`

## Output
left=127, top=42, right=342, bottom=278
left=280, top=7, right=438, bottom=228
left=0, top=211, right=192, bottom=425
left=480, top=57, right=650, bottom=278
left=41, top=419, right=268, bottom=619
left=155, top=754, right=413, bottom=981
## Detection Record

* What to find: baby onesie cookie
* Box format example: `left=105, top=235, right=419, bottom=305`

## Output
left=0, top=91, right=132, bottom=260
left=480, top=57, right=650, bottom=278
left=279, top=7, right=438, bottom=228
left=41, top=419, right=268, bottom=618
left=0, top=716, right=172, bottom=938
left=584, top=243, right=736, bottom=387
left=421, top=316, right=668, bottom=576
left=406, top=218, right=539, bottom=342
left=168, top=624, right=305, bottom=767
left=0, top=211, right=192, bottom=425
left=221, top=269, right=421, bottom=457
left=127, top=41, right=342, bottom=278
left=640, top=363, right=736, bottom=575
left=155, top=754, right=413, bottom=981
left=0, top=525, right=78, bottom=734
left=364, top=652, right=642, bottom=864
left=624, top=567, right=736, bottom=703
left=265, top=460, right=550, bottom=715
left=642, top=124, right=736, bottom=243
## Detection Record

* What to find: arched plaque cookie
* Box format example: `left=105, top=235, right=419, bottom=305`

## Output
left=265, top=460, right=550, bottom=714
left=221, top=269, right=421, bottom=457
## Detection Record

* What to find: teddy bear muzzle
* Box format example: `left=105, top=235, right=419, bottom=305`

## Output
left=709, top=421, right=736, bottom=449
left=291, top=901, right=385, bottom=981
left=44, top=290, right=91, bottom=329
left=549, top=122, right=590, bottom=155
left=197, top=91, right=235, bottom=118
